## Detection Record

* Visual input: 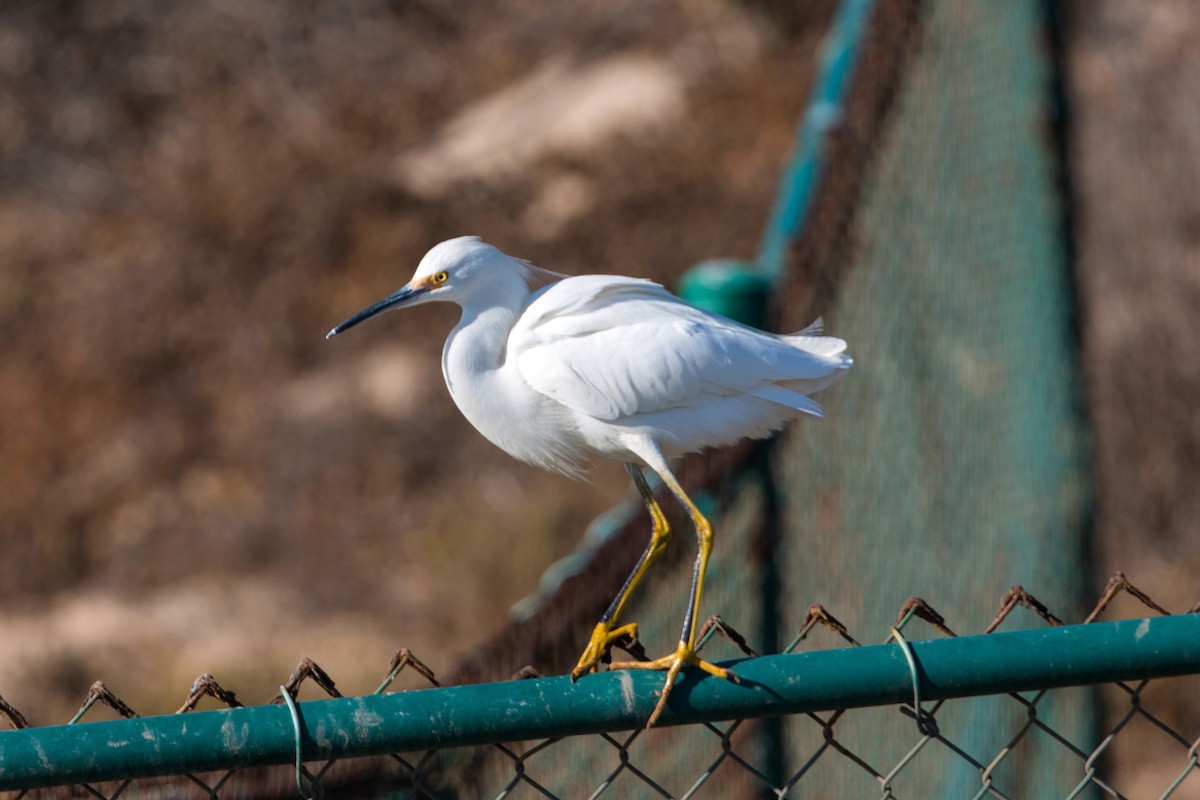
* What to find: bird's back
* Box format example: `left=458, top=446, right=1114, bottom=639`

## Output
left=509, top=275, right=852, bottom=459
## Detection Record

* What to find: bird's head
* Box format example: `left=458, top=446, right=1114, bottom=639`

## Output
left=326, top=236, right=516, bottom=339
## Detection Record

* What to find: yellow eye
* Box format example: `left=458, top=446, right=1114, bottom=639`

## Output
left=433, top=271, right=449, bottom=285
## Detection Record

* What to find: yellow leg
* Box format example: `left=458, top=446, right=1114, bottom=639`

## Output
left=608, top=457, right=736, bottom=728
left=571, top=464, right=671, bottom=680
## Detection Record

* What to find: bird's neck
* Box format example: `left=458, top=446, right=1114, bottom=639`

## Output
left=446, top=304, right=517, bottom=372
left=441, top=279, right=529, bottom=400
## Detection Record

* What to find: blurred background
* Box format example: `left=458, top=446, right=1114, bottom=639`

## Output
left=0, top=0, right=838, bottom=720
left=0, top=0, right=1196, bottom=766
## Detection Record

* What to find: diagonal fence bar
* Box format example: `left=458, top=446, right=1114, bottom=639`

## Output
left=2, top=615, right=1198, bottom=792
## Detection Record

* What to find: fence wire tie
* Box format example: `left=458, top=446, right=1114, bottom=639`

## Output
left=889, top=627, right=937, bottom=737
left=280, top=686, right=324, bottom=800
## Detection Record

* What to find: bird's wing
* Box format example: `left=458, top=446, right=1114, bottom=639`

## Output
left=511, top=276, right=847, bottom=421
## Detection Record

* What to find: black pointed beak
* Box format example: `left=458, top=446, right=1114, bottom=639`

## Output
left=326, top=283, right=428, bottom=339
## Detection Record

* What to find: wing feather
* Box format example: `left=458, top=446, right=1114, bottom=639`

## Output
left=511, top=276, right=850, bottom=421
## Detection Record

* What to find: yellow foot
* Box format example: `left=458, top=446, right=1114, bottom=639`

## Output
left=571, top=621, right=640, bottom=680
left=610, top=641, right=739, bottom=728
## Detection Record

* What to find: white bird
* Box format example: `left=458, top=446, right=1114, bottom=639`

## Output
left=327, top=236, right=852, bottom=726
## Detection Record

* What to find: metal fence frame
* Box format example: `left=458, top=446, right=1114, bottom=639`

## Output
left=2, top=598, right=1199, bottom=796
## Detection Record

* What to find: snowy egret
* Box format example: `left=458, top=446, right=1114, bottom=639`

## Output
left=327, top=236, right=852, bottom=726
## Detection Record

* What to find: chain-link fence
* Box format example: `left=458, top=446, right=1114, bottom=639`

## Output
left=2, top=574, right=1199, bottom=798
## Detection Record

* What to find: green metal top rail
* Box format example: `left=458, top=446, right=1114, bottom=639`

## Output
left=2, top=615, right=1198, bottom=791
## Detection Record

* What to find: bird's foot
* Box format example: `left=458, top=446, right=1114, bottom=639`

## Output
left=571, top=621, right=640, bottom=680
left=610, top=641, right=739, bottom=728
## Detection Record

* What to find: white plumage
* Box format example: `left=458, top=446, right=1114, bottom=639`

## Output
left=327, top=235, right=852, bottom=726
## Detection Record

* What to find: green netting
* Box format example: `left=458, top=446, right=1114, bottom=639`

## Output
left=772, top=0, right=1091, bottom=795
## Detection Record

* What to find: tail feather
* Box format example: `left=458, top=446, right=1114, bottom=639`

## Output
left=750, top=385, right=825, bottom=418
left=793, top=317, right=824, bottom=337
left=785, top=333, right=849, bottom=360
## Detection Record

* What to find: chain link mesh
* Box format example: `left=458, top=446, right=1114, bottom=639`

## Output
left=3, top=574, right=1198, bottom=799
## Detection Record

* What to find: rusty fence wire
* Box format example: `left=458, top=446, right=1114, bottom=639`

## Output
left=2, top=572, right=1199, bottom=799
